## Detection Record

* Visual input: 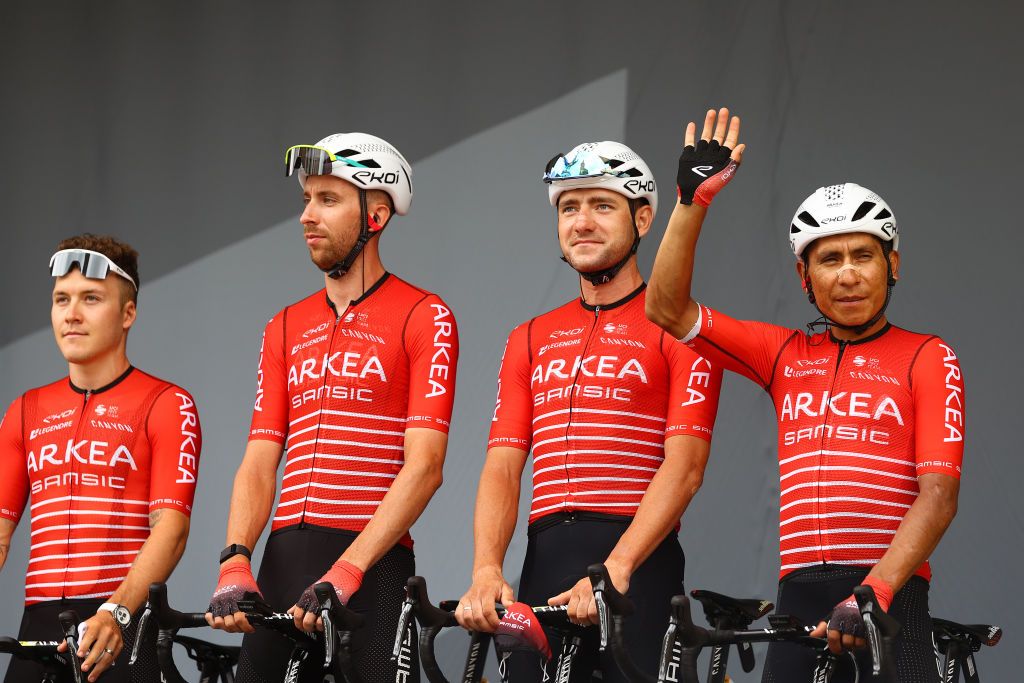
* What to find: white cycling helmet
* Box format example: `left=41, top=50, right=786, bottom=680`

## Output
left=544, top=141, right=658, bottom=223
left=286, top=132, right=413, bottom=215
left=789, top=183, right=898, bottom=259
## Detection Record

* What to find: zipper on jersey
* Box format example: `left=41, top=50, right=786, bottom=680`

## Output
left=815, top=340, right=847, bottom=565
left=300, top=306, right=348, bottom=530
left=563, top=306, right=601, bottom=513
left=62, top=389, right=92, bottom=598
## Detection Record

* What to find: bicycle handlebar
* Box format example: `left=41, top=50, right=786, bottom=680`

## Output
left=313, top=581, right=365, bottom=683
left=588, top=563, right=655, bottom=683
left=57, top=610, right=84, bottom=683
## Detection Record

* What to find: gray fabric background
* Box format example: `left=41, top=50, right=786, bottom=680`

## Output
left=2, top=2, right=1019, bottom=679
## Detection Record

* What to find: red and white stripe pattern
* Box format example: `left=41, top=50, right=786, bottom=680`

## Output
left=778, top=448, right=917, bottom=574
left=272, top=408, right=406, bottom=529
left=529, top=407, right=668, bottom=520
left=25, top=495, right=149, bottom=604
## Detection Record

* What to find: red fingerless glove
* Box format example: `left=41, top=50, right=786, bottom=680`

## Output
left=294, top=559, right=364, bottom=612
left=859, top=575, right=894, bottom=612
left=208, top=562, right=261, bottom=618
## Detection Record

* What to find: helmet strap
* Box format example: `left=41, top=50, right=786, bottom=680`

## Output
left=324, top=189, right=386, bottom=279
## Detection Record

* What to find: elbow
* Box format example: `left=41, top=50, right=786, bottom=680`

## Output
left=684, top=469, right=704, bottom=499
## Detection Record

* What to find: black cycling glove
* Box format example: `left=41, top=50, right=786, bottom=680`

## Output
left=676, top=139, right=739, bottom=206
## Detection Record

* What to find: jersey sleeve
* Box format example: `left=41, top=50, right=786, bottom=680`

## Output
left=911, top=337, right=965, bottom=479
left=248, top=313, right=289, bottom=444
left=663, top=337, right=723, bottom=442
left=146, top=386, right=202, bottom=515
left=0, top=396, right=28, bottom=524
left=685, top=304, right=797, bottom=389
left=403, top=295, right=459, bottom=433
left=487, top=323, right=533, bottom=451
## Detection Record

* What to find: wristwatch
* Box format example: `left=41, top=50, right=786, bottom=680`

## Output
left=219, top=543, right=252, bottom=564
left=98, top=602, right=132, bottom=628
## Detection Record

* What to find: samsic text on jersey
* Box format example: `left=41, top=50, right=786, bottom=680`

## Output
left=488, top=285, right=722, bottom=524
left=0, top=367, right=201, bottom=605
left=685, top=304, right=965, bottom=580
left=248, top=274, right=458, bottom=545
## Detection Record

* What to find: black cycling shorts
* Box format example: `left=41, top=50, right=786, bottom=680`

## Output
left=3, top=598, right=159, bottom=683
left=234, top=525, right=418, bottom=683
left=506, top=512, right=685, bottom=683
left=761, top=565, right=939, bottom=683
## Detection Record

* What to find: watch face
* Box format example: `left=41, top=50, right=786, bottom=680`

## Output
left=114, top=606, right=131, bottom=626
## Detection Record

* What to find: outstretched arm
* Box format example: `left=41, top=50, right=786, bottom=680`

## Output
left=647, top=108, right=746, bottom=338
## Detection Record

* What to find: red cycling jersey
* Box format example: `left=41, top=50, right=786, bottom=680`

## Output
left=684, top=304, right=965, bottom=580
left=249, top=274, right=458, bottom=546
left=0, top=367, right=201, bottom=605
left=489, top=286, right=722, bottom=524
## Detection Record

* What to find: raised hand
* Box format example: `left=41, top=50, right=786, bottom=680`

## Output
left=676, top=107, right=746, bottom=207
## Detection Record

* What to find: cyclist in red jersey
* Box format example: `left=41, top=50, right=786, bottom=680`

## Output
left=205, top=133, right=458, bottom=683
left=0, top=234, right=201, bottom=683
left=646, top=108, right=960, bottom=683
left=456, top=141, right=722, bottom=683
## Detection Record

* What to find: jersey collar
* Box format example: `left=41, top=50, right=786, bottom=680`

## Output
left=828, top=321, right=893, bottom=346
left=325, top=272, right=391, bottom=316
left=68, top=365, right=135, bottom=394
left=579, top=282, right=646, bottom=312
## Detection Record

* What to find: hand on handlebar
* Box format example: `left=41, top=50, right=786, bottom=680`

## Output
left=290, top=559, right=364, bottom=633
left=455, top=565, right=514, bottom=633
left=56, top=610, right=121, bottom=683
left=811, top=577, right=894, bottom=655
left=205, top=559, right=262, bottom=633
left=549, top=563, right=630, bottom=626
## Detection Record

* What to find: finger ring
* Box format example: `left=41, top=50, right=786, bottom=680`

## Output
left=462, top=605, right=473, bottom=611
left=103, top=648, right=115, bottom=656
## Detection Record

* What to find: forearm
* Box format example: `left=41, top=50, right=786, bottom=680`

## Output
left=0, top=518, right=15, bottom=572
left=109, top=510, right=189, bottom=612
left=869, top=475, right=959, bottom=593
left=470, top=453, right=524, bottom=576
left=224, top=441, right=281, bottom=551
left=605, top=438, right=708, bottom=577
left=646, top=203, right=708, bottom=337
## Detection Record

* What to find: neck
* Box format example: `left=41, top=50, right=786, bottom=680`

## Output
left=324, top=248, right=386, bottom=311
left=68, top=348, right=131, bottom=391
left=579, top=258, right=644, bottom=307
left=830, top=315, right=889, bottom=342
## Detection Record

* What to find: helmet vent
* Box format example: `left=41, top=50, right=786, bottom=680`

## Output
left=790, top=223, right=801, bottom=234
left=875, top=207, right=892, bottom=219
left=851, top=201, right=876, bottom=221
left=335, top=149, right=360, bottom=158
left=797, top=211, right=819, bottom=227
left=358, top=159, right=381, bottom=169
left=824, top=185, right=845, bottom=201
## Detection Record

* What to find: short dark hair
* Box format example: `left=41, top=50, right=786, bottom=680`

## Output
left=56, top=233, right=139, bottom=304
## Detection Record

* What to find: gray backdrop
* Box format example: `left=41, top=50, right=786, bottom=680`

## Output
left=2, top=2, right=1020, bottom=679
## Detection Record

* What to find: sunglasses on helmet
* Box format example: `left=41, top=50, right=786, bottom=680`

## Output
left=284, top=145, right=368, bottom=178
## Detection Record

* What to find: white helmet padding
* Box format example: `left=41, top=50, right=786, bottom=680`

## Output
left=790, top=183, right=898, bottom=259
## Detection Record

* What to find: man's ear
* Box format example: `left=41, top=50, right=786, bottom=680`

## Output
left=368, top=195, right=393, bottom=230
left=122, top=299, right=137, bottom=331
left=889, top=249, right=900, bottom=283
left=634, top=203, right=654, bottom=238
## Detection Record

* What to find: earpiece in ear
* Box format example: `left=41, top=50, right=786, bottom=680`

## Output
left=368, top=214, right=384, bottom=232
